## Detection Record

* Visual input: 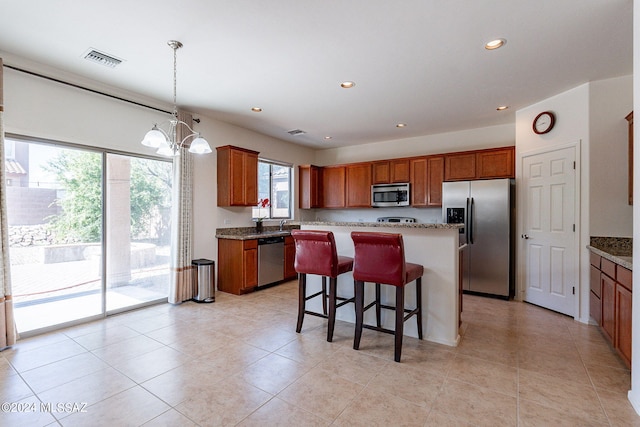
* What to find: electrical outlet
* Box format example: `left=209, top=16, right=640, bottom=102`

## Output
left=224, top=219, right=231, bottom=225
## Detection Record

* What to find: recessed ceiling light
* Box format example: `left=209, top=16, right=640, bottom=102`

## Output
left=340, top=81, right=356, bottom=88
left=396, top=123, right=407, bottom=128
left=324, top=136, right=332, bottom=140
left=485, top=38, right=506, bottom=50
left=496, top=105, right=509, bottom=111
left=251, top=107, right=262, bottom=112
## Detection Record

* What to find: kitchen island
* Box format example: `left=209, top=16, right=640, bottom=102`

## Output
left=299, top=221, right=463, bottom=347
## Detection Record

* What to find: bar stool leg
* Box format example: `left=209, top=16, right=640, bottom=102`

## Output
left=353, top=280, right=365, bottom=350
left=296, top=273, right=307, bottom=333
left=321, top=276, right=328, bottom=315
left=327, top=277, right=338, bottom=342
left=416, top=278, right=423, bottom=340
left=375, top=283, right=382, bottom=328
left=394, top=286, right=405, bottom=362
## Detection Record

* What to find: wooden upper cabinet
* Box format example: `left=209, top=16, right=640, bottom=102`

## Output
left=410, top=156, right=444, bottom=207
left=476, top=147, right=514, bottom=179
left=346, top=163, right=372, bottom=207
left=371, top=161, right=390, bottom=184
left=217, top=145, right=259, bottom=206
left=391, top=159, right=410, bottom=183
left=445, top=152, right=476, bottom=181
left=298, top=165, right=321, bottom=209
left=372, top=159, right=410, bottom=184
left=627, top=111, right=633, bottom=205
left=445, top=147, right=514, bottom=181
left=427, top=156, right=444, bottom=206
left=322, top=166, right=346, bottom=208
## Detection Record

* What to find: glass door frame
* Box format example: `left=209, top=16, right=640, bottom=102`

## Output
left=6, top=133, right=171, bottom=337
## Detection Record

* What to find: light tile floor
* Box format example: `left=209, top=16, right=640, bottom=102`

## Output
left=1, top=279, right=639, bottom=426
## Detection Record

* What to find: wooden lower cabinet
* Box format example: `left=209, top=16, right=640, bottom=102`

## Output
left=217, top=239, right=258, bottom=295
left=589, top=265, right=602, bottom=325
left=600, top=272, right=616, bottom=343
left=284, top=236, right=297, bottom=280
left=616, top=283, right=632, bottom=366
left=589, top=251, right=632, bottom=368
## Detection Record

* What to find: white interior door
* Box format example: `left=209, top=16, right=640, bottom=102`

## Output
left=522, top=145, right=577, bottom=316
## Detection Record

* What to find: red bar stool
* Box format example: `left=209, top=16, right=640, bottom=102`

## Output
left=350, top=231, right=424, bottom=362
left=291, top=230, right=354, bottom=342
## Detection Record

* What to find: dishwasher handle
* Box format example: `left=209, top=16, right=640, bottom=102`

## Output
left=258, top=236, right=285, bottom=245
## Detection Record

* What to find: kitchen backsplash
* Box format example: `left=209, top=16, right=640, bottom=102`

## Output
left=300, top=207, right=443, bottom=224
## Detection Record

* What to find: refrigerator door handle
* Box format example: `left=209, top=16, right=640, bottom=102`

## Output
left=465, top=197, right=470, bottom=243
left=469, top=197, right=475, bottom=244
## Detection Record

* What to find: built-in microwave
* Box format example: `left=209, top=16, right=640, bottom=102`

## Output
left=371, top=183, right=410, bottom=207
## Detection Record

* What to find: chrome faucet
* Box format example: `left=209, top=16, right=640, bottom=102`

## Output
left=279, top=219, right=287, bottom=231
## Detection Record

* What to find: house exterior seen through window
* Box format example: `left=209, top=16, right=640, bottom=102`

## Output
left=252, top=160, right=292, bottom=220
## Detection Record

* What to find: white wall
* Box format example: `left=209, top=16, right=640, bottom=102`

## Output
left=590, top=75, right=633, bottom=236
left=629, top=0, right=640, bottom=413
left=314, top=124, right=515, bottom=166
left=2, top=65, right=316, bottom=264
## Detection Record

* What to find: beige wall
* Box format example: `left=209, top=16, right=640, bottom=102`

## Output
left=2, top=66, right=316, bottom=263
left=314, top=123, right=514, bottom=166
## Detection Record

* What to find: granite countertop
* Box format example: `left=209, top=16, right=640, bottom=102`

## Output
left=215, top=225, right=299, bottom=240
left=299, top=221, right=463, bottom=230
left=587, top=236, right=632, bottom=270
left=215, top=221, right=462, bottom=240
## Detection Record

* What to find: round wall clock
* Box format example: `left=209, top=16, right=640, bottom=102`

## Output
left=533, top=111, right=555, bottom=135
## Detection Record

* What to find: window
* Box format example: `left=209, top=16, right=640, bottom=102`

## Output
left=252, top=160, right=292, bottom=220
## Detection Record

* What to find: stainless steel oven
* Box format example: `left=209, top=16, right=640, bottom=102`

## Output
left=371, top=183, right=410, bottom=207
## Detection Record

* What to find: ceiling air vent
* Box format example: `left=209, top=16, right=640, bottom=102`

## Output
left=287, top=129, right=306, bottom=136
left=83, top=49, right=123, bottom=68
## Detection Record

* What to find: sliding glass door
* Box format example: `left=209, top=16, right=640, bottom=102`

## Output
left=5, top=137, right=172, bottom=334
left=105, top=154, right=172, bottom=312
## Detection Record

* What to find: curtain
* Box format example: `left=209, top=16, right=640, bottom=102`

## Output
left=168, top=110, right=196, bottom=304
left=0, top=58, right=17, bottom=349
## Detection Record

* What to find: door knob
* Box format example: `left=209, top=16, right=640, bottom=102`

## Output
left=521, top=234, right=530, bottom=239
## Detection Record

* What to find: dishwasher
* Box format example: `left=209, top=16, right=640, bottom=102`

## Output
left=257, top=236, right=285, bottom=287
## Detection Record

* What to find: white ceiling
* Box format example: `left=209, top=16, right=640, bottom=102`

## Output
left=0, top=1, right=633, bottom=148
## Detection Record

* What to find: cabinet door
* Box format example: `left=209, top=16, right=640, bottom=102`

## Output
left=298, top=165, right=321, bottom=209
left=322, top=166, right=346, bottom=208
left=410, top=157, right=428, bottom=207
left=476, top=147, right=514, bottom=179
left=616, top=283, right=632, bottom=367
left=444, top=152, right=476, bottom=181
left=590, top=263, right=602, bottom=324
left=217, top=146, right=260, bottom=207
left=284, top=238, right=297, bottom=280
left=427, top=156, right=444, bottom=206
left=244, top=152, right=258, bottom=206
left=372, top=161, right=390, bottom=184
left=390, top=159, right=410, bottom=183
left=243, top=246, right=258, bottom=289
left=230, top=149, right=246, bottom=205
left=601, top=272, right=615, bottom=343
left=346, top=163, right=372, bottom=207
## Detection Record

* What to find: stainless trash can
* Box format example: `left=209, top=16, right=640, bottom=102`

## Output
left=192, top=259, right=215, bottom=303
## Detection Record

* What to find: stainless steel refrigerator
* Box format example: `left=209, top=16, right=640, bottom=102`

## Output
left=442, top=178, right=514, bottom=298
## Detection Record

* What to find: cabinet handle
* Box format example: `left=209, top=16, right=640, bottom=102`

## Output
left=521, top=234, right=530, bottom=239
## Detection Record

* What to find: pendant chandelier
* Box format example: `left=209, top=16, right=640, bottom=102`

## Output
left=141, top=40, right=212, bottom=156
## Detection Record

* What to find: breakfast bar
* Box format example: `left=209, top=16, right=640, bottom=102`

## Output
left=299, top=221, right=463, bottom=347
